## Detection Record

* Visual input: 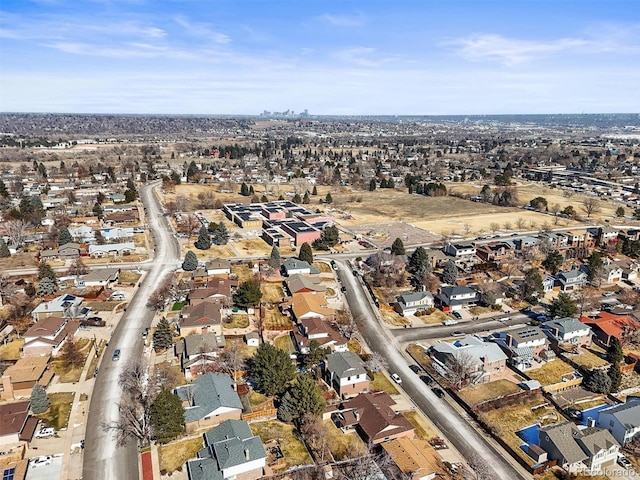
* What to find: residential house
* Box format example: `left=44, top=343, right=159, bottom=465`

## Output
left=324, top=351, right=370, bottom=398
left=603, top=263, right=623, bottom=284
left=285, top=274, right=327, bottom=295
left=596, top=398, right=640, bottom=445
left=292, top=317, right=348, bottom=354
left=290, top=292, right=334, bottom=321
left=31, top=294, right=89, bottom=321
left=580, top=311, right=640, bottom=347
left=435, top=285, right=478, bottom=312
left=539, top=232, right=568, bottom=251
left=539, top=422, right=619, bottom=475
left=475, top=241, right=514, bottom=265
left=0, top=401, right=37, bottom=446
left=556, top=269, right=588, bottom=291
left=75, top=268, right=120, bottom=288
left=101, top=227, right=134, bottom=241
left=22, top=316, right=78, bottom=357
left=88, top=242, right=136, bottom=257
left=205, top=259, right=232, bottom=276
left=394, top=291, right=434, bottom=316
left=596, top=227, right=620, bottom=247
left=542, top=318, right=593, bottom=348
left=69, top=225, right=96, bottom=243
left=331, top=391, right=414, bottom=445
left=57, top=243, right=85, bottom=259
left=187, top=280, right=237, bottom=306
left=542, top=275, right=556, bottom=292
left=179, top=301, right=223, bottom=336
left=175, top=373, right=242, bottom=433
left=186, top=419, right=267, bottom=480
left=175, top=333, right=227, bottom=380
left=1, top=357, right=53, bottom=401
left=444, top=242, right=476, bottom=258
left=281, top=258, right=319, bottom=276
left=103, top=212, right=138, bottom=225
left=430, top=336, right=507, bottom=385
left=493, top=325, right=551, bottom=369
left=381, top=437, right=440, bottom=480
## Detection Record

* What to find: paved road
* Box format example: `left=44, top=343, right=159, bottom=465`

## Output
left=83, top=182, right=180, bottom=480
left=335, top=260, right=531, bottom=480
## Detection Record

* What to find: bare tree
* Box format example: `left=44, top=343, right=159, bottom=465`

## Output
left=463, top=224, right=472, bottom=235
left=146, top=276, right=175, bottom=310
left=299, top=414, right=331, bottom=463
left=503, top=221, right=512, bottom=231
left=217, top=340, right=246, bottom=385
left=178, top=214, right=200, bottom=238
left=0, top=274, right=16, bottom=306
left=3, top=220, right=28, bottom=248
left=446, top=351, right=476, bottom=388
left=464, top=452, right=495, bottom=480
left=67, top=257, right=89, bottom=277
left=550, top=203, right=561, bottom=224
left=581, top=197, right=601, bottom=218
left=515, top=217, right=526, bottom=230
left=365, top=351, right=388, bottom=373
left=489, top=222, right=500, bottom=234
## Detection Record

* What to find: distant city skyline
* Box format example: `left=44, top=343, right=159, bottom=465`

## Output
left=1, top=0, right=639, bottom=115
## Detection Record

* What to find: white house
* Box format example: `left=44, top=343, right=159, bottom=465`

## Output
left=394, top=291, right=434, bottom=316
left=596, top=398, right=640, bottom=445
left=324, top=351, right=370, bottom=398
left=88, top=242, right=135, bottom=257
left=542, top=318, right=592, bottom=347
left=444, top=242, right=476, bottom=257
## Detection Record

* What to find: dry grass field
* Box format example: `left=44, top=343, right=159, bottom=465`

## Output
left=403, top=410, right=437, bottom=440
left=250, top=421, right=312, bottom=468
left=566, top=350, right=610, bottom=370
left=324, top=420, right=367, bottom=461
left=261, top=283, right=284, bottom=303
left=263, top=307, right=294, bottom=330
left=0, top=338, right=25, bottom=360
left=158, top=437, right=204, bottom=474
left=458, top=379, right=522, bottom=407
left=526, top=359, right=576, bottom=386
left=369, top=371, right=399, bottom=395
left=37, top=392, right=74, bottom=430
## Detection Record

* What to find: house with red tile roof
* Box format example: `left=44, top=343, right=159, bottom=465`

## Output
left=580, top=311, right=640, bottom=347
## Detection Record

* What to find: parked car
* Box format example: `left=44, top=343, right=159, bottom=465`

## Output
left=35, top=427, right=56, bottom=438
left=30, top=456, right=53, bottom=468
left=341, top=286, right=347, bottom=293
left=420, top=375, right=433, bottom=385
left=618, top=455, right=632, bottom=468
left=452, top=311, right=462, bottom=320
left=82, top=316, right=106, bottom=327
left=391, top=373, right=402, bottom=384
left=408, top=364, right=422, bottom=374
left=112, top=348, right=121, bottom=361
left=432, top=387, right=445, bottom=398
left=442, top=319, right=458, bottom=326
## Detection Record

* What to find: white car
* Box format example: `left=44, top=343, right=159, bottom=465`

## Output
left=35, top=427, right=56, bottom=438
left=391, top=373, right=402, bottom=384
left=30, top=455, right=53, bottom=468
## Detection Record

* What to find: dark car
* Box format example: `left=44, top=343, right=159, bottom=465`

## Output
left=432, top=387, right=445, bottom=398
left=420, top=375, right=433, bottom=385
left=341, top=286, right=347, bottom=293
left=452, top=311, right=462, bottom=320
left=408, top=365, right=422, bottom=374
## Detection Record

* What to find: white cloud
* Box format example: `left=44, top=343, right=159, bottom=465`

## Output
left=317, top=13, right=364, bottom=28
left=173, top=15, right=231, bottom=44
left=333, top=47, right=379, bottom=67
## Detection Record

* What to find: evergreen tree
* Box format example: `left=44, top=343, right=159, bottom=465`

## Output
left=584, top=369, right=611, bottom=394
left=542, top=250, right=564, bottom=274
left=408, top=246, right=429, bottom=274
left=250, top=343, right=296, bottom=396
left=325, top=192, right=333, bottom=204
left=302, top=192, right=310, bottom=204
left=37, top=277, right=57, bottom=296
left=182, top=251, right=198, bottom=271
left=548, top=292, right=578, bottom=318
left=152, top=317, right=174, bottom=351
left=608, top=362, right=622, bottom=393
left=186, top=161, right=199, bottom=180
left=30, top=383, right=50, bottom=414
left=268, top=246, right=281, bottom=269
left=311, top=185, right=318, bottom=195
left=277, top=391, right=294, bottom=422
left=299, top=243, right=313, bottom=264
left=606, top=337, right=624, bottom=364
left=293, top=193, right=302, bottom=203
left=58, top=227, right=73, bottom=246
left=0, top=178, right=8, bottom=198
left=615, top=206, right=626, bottom=217
left=207, top=221, right=219, bottom=233
left=387, top=177, right=395, bottom=188
left=586, top=251, right=604, bottom=284
left=369, top=179, right=377, bottom=191
left=285, top=374, right=326, bottom=422
left=390, top=237, right=405, bottom=256
left=303, top=340, right=327, bottom=370
left=194, top=225, right=212, bottom=250
left=0, top=238, right=10, bottom=258
left=521, top=268, right=544, bottom=300
left=150, top=390, right=184, bottom=444
left=212, top=223, right=229, bottom=245
left=93, top=202, right=103, bottom=219
left=442, top=259, right=458, bottom=284
left=240, top=182, right=250, bottom=196
left=233, top=279, right=263, bottom=309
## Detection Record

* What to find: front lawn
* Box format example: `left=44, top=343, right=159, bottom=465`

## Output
left=406, top=343, right=430, bottom=369
left=458, top=379, right=522, bottom=407
left=526, top=359, right=576, bottom=386
left=369, top=371, right=399, bottom=395
left=158, top=437, right=204, bottom=474
left=50, top=338, right=92, bottom=383
left=312, top=262, right=333, bottom=273
left=118, top=271, right=142, bottom=285
left=250, top=421, right=312, bottom=468
left=37, top=392, right=74, bottom=430
left=403, top=410, right=436, bottom=440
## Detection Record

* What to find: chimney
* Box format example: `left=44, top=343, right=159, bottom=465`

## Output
left=354, top=410, right=360, bottom=421
left=244, top=448, right=250, bottom=460
left=587, top=417, right=596, bottom=428
left=1, top=375, right=15, bottom=401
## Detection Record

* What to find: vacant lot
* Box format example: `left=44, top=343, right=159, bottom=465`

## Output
left=158, top=437, right=204, bottom=474
left=233, top=238, right=271, bottom=257
left=0, top=252, right=38, bottom=269
left=458, top=379, right=522, bottom=407
left=526, top=359, right=576, bottom=386
left=250, top=421, right=312, bottom=468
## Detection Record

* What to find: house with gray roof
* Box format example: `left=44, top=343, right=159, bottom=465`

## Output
left=281, top=258, right=319, bottom=276
left=556, top=268, right=588, bottom=292
left=541, top=318, right=592, bottom=347
left=175, top=333, right=226, bottom=380
left=75, top=267, right=120, bottom=288
left=31, top=294, right=90, bottom=321
left=493, top=325, right=551, bottom=370
left=435, top=285, right=478, bottom=312
left=539, top=421, right=619, bottom=475
left=175, top=373, right=242, bottom=433
left=186, top=419, right=267, bottom=480
left=324, top=351, right=370, bottom=398
left=394, top=291, right=434, bottom=316
left=430, top=335, right=507, bottom=385
left=596, top=397, right=640, bottom=445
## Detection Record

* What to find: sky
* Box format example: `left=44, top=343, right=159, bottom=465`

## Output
left=1, top=0, right=639, bottom=115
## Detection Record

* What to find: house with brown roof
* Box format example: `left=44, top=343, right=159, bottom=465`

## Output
left=290, top=292, right=334, bottom=322
left=285, top=274, right=327, bottom=295
left=580, top=311, right=640, bottom=347
left=179, top=300, right=223, bottom=336
left=292, top=317, right=348, bottom=354
left=331, top=392, right=414, bottom=445
left=1, top=357, right=53, bottom=401
left=22, top=316, right=79, bottom=357
left=381, top=436, right=440, bottom=480
left=0, top=401, right=38, bottom=447
left=187, top=279, right=237, bottom=306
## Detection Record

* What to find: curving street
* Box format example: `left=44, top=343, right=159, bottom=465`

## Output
left=334, top=259, right=531, bottom=480
left=83, top=182, right=180, bottom=480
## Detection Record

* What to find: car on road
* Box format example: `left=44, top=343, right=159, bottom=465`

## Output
left=618, top=456, right=632, bottom=468
left=408, top=364, right=422, bottom=374
left=341, top=286, right=347, bottom=293
left=432, top=387, right=445, bottom=398
left=442, top=319, right=458, bottom=326
left=35, top=427, right=56, bottom=438
left=112, top=348, right=121, bottom=361
left=451, top=330, right=466, bottom=337
left=452, top=311, right=462, bottom=320
left=391, top=373, right=402, bottom=384
left=29, top=456, right=53, bottom=468
left=420, top=375, right=433, bottom=385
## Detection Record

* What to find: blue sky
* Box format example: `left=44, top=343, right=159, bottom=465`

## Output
left=1, top=0, right=639, bottom=115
